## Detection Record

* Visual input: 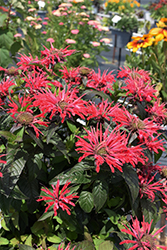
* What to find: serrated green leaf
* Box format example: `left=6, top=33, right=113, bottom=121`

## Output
left=92, top=180, right=108, bottom=212
left=79, top=191, right=94, bottom=213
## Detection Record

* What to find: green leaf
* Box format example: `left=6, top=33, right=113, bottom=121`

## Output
left=92, top=180, right=108, bottom=212
left=75, top=240, right=95, bottom=250
left=0, top=13, right=7, bottom=27
left=122, top=165, right=139, bottom=204
left=47, top=235, right=62, bottom=243
left=0, top=29, right=13, bottom=49
left=79, top=191, right=94, bottom=213
left=98, top=241, right=114, bottom=250
left=18, top=245, right=35, bottom=250
left=0, top=237, right=9, bottom=245
left=104, top=209, right=120, bottom=225
left=83, top=89, right=112, bottom=103
left=38, top=211, right=54, bottom=221
left=10, top=41, right=22, bottom=56
left=140, top=198, right=158, bottom=224
left=66, top=120, right=78, bottom=133
left=154, top=149, right=163, bottom=163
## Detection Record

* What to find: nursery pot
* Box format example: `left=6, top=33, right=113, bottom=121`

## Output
left=110, top=27, right=132, bottom=48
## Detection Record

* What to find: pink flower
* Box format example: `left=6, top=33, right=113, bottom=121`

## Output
left=42, top=22, right=48, bottom=25
left=44, top=17, right=49, bottom=20
left=37, top=180, right=79, bottom=216
left=71, top=29, right=79, bottom=34
left=14, top=33, right=22, bottom=38
left=100, top=38, right=111, bottom=44
left=65, top=39, right=76, bottom=44
left=92, top=41, right=100, bottom=47
left=36, top=17, right=42, bottom=21
left=76, top=124, right=128, bottom=173
left=83, top=53, right=90, bottom=58
left=59, top=22, right=64, bottom=25
left=80, top=5, right=86, bottom=9
left=79, top=21, right=84, bottom=25
left=58, top=242, right=76, bottom=250
left=47, top=38, right=55, bottom=43
left=42, top=31, right=47, bottom=34
left=120, top=216, right=167, bottom=250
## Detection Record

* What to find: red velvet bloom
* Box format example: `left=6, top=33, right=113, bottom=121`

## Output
left=117, top=67, right=151, bottom=82
left=120, top=216, right=166, bottom=250
left=86, top=100, right=119, bottom=123
left=37, top=180, right=79, bottom=216
left=33, top=86, right=87, bottom=122
left=138, top=173, right=166, bottom=201
left=41, top=44, right=76, bottom=68
left=8, top=96, right=48, bottom=138
left=0, top=78, right=16, bottom=98
left=112, top=107, right=160, bottom=141
left=86, top=69, right=115, bottom=93
left=121, top=76, right=157, bottom=102
left=146, top=100, right=167, bottom=124
left=76, top=124, right=130, bottom=173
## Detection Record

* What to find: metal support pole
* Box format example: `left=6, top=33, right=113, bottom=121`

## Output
left=118, top=48, right=121, bottom=69
left=112, top=34, right=117, bottom=63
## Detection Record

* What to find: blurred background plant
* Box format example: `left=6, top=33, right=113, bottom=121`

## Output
left=104, top=0, right=140, bottom=14
left=125, top=17, right=167, bottom=101
left=0, top=0, right=110, bottom=70
left=148, top=0, right=167, bottom=21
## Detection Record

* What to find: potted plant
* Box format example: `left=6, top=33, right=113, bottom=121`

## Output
left=148, top=0, right=167, bottom=21
left=110, top=13, right=139, bottom=47
left=104, top=0, right=140, bottom=15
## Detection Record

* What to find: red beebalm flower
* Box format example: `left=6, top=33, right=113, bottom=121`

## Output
left=112, top=107, right=160, bottom=141
left=120, top=216, right=166, bottom=250
left=86, top=100, right=119, bottom=123
left=143, top=135, right=165, bottom=154
left=17, top=53, right=41, bottom=71
left=146, top=99, right=167, bottom=124
left=0, top=78, right=16, bottom=98
left=7, top=95, right=48, bottom=138
left=41, top=44, right=76, bottom=68
left=0, top=66, right=19, bottom=76
left=33, top=86, right=87, bottom=122
left=138, top=173, right=166, bottom=201
left=86, top=69, right=115, bottom=93
left=22, top=70, right=51, bottom=92
left=121, top=76, right=157, bottom=102
left=117, top=67, right=151, bottom=82
left=76, top=124, right=129, bottom=173
left=37, top=180, right=79, bottom=216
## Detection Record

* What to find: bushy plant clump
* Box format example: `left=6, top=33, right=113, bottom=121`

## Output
left=0, top=42, right=167, bottom=249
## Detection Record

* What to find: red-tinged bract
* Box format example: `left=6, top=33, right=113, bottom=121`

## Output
left=37, top=180, right=79, bottom=216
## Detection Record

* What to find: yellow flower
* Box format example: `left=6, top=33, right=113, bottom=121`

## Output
left=127, top=35, right=155, bottom=52
left=105, top=2, right=108, bottom=7
left=149, top=27, right=167, bottom=43
left=130, top=3, right=134, bottom=7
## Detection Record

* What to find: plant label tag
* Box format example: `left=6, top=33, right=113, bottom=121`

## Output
left=112, top=15, right=121, bottom=23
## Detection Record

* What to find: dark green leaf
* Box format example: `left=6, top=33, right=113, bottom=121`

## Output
left=38, top=211, right=54, bottom=221
left=10, top=41, right=22, bottom=55
left=122, top=165, right=139, bottom=204
left=92, top=180, right=108, bottom=212
left=79, top=191, right=94, bottom=213
left=66, top=120, right=78, bottom=133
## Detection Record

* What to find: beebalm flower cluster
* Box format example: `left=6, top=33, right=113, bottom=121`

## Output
left=0, top=44, right=167, bottom=249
